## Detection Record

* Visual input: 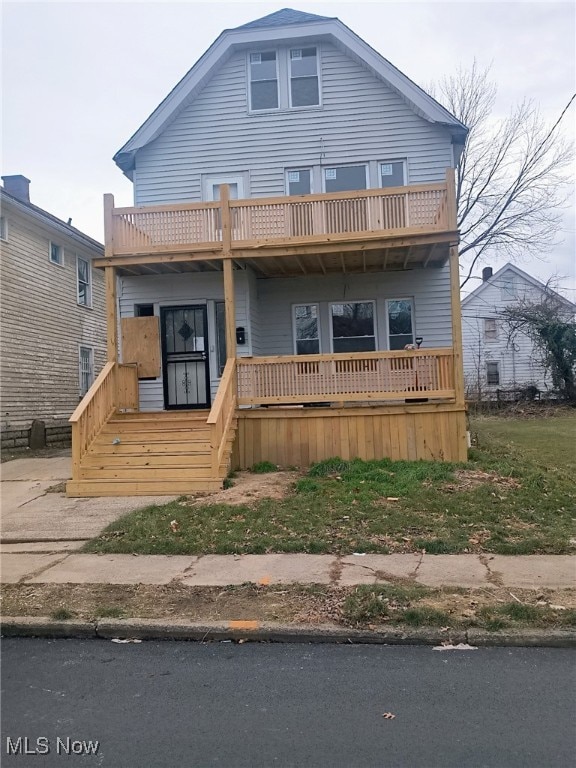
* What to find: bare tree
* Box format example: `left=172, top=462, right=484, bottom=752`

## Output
left=432, top=62, right=575, bottom=287
left=501, top=286, right=576, bottom=402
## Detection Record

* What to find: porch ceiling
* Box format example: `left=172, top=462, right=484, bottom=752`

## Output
left=114, top=241, right=450, bottom=277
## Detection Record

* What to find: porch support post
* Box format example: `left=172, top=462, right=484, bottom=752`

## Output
left=105, top=266, right=118, bottom=363
left=446, top=168, right=465, bottom=408
left=220, top=184, right=237, bottom=360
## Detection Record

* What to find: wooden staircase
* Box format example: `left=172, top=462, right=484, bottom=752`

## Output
left=66, top=410, right=237, bottom=497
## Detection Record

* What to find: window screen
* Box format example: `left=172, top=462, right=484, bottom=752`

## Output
left=294, top=304, right=320, bottom=354
left=324, top=166, right=367, bottom=193
left=331, top=302, right=375, bottom=353
left=250, top=51, right=278, bottom=110
left=290, top=47, right=319, bottom=107
left=387, top=299, right=414, bottom=350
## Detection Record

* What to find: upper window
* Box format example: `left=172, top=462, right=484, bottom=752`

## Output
left=380, top=161, right=406, bottom=188
left=0, top=217, right=7, bottom=241
left=77, top=256, right=91, bottom=306
left=49, top=242, right=63, bottom=265
left=501, top=277, right=517, bottom=299
left=484, top=318, right=498, bottom=341
left=331, top=302, right=376, bottom=353
left=324, top=165, right=368, bottom=193
left=289, top=48, right=320, bottom=107
left=249, top=51, right=278, bottom=111
left=387, top=299, right=414, bottom=350
left=294, top=304, right=320, bottom=355
left=135, top=304, right=154, bottom=317
left=286, top=169, right=312, bottom=196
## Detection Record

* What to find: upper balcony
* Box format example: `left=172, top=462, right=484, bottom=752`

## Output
left=100, top=170, right=458, bottom=277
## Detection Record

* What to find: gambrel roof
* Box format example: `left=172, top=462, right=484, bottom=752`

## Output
left=114, top=8, right=468, bottom=176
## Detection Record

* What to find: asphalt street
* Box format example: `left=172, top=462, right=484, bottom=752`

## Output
left=2, top=639, right=575, bottom=768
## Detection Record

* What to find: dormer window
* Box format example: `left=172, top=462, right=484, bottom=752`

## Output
left=289, top=47, right=319, bottom=107
left=249, top=51, right=278, bottom=111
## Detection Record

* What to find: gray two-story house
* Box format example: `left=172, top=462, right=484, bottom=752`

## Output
left=68, top=9, right=469, bottom=496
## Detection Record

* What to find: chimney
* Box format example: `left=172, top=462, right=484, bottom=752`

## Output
left=2, top=175, right=31, bottom=202
left=482, top=266, right=493, bottom=282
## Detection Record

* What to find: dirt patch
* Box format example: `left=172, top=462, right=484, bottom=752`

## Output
left=186, top=471, right=301, bottom=507
left=441, top=469, right=522, bottom=493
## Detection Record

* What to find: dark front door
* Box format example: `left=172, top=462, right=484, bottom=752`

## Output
left=161, top=306, right=210, bottom=409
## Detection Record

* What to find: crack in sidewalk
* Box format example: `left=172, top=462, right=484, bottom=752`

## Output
left=18, top=554, right=71, bottom=584
left=478, top=554, right=503, bottom=586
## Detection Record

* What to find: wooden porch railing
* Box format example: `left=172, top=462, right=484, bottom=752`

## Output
left=69, top=362, right=139, bottom=478
left=108, top=181, right=450, bottom=257
left=236, top=349, right=455, bottom=406
left=207, top=358, right=237, bottom=478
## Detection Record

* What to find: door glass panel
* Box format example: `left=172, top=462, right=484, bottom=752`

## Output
left=331, top=302, right=375, bottom=353
left=387, top=299, right=414, bottom=350
left=215, top=301, right=227, bottom=375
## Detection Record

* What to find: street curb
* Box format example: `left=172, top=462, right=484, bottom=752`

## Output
left=2, top=617, right=576, bottom=647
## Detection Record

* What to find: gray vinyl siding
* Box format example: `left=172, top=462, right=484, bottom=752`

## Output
left=255, top=266, right=453, bottom=355
left=133, top=41, right=454, bottom=204
left=118, top=272, right=251, bottom=410
left=461, top=271, right=555, bottom=395
left=0, top=204, right=106, bottom=436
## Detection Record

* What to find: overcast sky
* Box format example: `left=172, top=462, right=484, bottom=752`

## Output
left=2, top=0, right=575, bottom=295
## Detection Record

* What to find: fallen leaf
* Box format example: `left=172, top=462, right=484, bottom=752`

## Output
left=170, top=520, right=180, bottom=532
left=382, top=712, right=396, bottom=720
left=111, top=638, right=142, bottom=644
left=386, top=497, right=400, bottom=502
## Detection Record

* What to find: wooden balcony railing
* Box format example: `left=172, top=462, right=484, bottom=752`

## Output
left=107, top=178, right=452, bottom=257
left=236, top=349, right=455, bottom=406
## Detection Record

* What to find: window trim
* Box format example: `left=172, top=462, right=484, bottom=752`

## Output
left=49, top=241, right=64, bottom=266
left=78, top=345, right=95, bottom=397
left=385, top=297, right=415, bottom=350
left=292, top=303, right=321, bottom=355
left=379, top=159, right=407, bottom=187
left=76, top=255, right=92, bottom=308
left=248, top=49, right=280, bottom=113
left=322, top=164, right=369, bottom=193
left=329, top=300, right=377, bottom=354
left=288, top=46, right=321, bottom=109
left=0, top=216, right=7, bottom=242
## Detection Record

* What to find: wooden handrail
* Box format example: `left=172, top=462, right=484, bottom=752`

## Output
left=236, top=349, right=455, bottom=406
left=69, top=362, right=139, bottom=481
left=207, top=358, right=237, bottom=478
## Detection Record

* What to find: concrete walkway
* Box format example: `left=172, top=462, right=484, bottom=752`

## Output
left=1, top=551, right=574, bottom=590
left=1, top=454, right=176, bottom=542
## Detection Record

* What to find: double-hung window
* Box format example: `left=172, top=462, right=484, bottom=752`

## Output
left=0, top=217, right=7, bottom=241
left=486, top=361, right=500, bottom=385
left=294, top=304, right=320, bottom=355
left=289, top=47, right=319, bottom=107
left=79, top=346, right=94, bottom=396
left=249, top=52, right=278, bottom=111
left=77, top=256, right=91, bottom=307
left=387, top=299, right=414, bottom=350
left=484, top=318, right=498, bottom=341
left=331, top=302, right=376, bottom=353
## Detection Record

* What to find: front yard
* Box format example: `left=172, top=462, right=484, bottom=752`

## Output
left=84, top=412, right=576, bottom=557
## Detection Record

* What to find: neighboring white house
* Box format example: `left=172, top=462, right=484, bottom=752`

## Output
left=0, top=175, right=106, bottom=449
left=462, top=263, right=576, bottom=399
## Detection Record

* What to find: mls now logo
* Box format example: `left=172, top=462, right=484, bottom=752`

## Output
left=6, top=737, right=100, bottom=755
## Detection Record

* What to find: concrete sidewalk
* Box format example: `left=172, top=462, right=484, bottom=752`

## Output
left=1, top=454, right=176, bottom=542
left=2, top=551, right=574, bottom=589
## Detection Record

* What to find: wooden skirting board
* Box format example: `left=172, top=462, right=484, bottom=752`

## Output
left=233, top=403, right=468, bottom=468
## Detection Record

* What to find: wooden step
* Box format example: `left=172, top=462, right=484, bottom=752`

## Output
left=88, top=440, right=213, bottom=455
left=79, top=466, right=214, bottom=481
left=111, top=410, right=210, bottom=422
left=93, top=430, right=211, bottom=444
left=67, top=478, right=223, bottom=497
left=82, top=453, right=212, bottom=469
left=100, top=422, right=210, bottom=434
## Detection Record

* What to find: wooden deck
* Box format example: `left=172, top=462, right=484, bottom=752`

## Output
left=96, top=173, right=458, bottom=275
